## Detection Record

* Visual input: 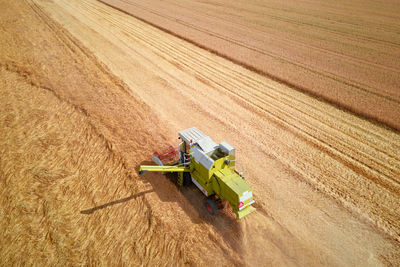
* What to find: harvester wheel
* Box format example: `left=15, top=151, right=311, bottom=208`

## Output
left=205, top=199, right=218, bottom=215
left=183, top=172, right=192, bottom=186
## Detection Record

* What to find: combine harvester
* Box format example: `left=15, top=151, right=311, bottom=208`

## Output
left=139, top=127, right=255, bottom=219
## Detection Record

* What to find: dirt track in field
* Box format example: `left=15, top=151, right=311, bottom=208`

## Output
left=100, top=0, right=400, bottom=130
left=1, top=0, right=399, bottom=266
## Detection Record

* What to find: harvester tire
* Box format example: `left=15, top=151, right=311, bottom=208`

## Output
left=205, top=199, right=218, bottom=215
left=183, top=172, right=192, bottom=186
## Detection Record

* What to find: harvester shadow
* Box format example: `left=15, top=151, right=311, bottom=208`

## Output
left=138, top=160, right=243, bottom=256
left=80, top=189, right=154, bottom=214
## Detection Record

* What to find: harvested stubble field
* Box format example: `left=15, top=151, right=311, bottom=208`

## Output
left=0, top=0, right=399, bottom=266
left=101, top=0, right=400, bottom=130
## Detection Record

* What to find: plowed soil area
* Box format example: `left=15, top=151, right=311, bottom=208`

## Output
left=100, top=0, right=400, bottom=130
left=1, top=0, right=399, bottom=266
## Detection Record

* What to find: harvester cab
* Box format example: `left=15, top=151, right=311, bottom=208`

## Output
left=139, top=127, right=256, bottom=219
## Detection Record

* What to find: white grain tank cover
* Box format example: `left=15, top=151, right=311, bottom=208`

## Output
left=197, top=136, right=218, bottom=154
left=178, top=127, right=207, bottom=144
left=179, top=127, right=218, bottom=170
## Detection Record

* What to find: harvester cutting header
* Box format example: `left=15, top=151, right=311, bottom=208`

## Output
left=139, top=127, right=255, bottom=219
